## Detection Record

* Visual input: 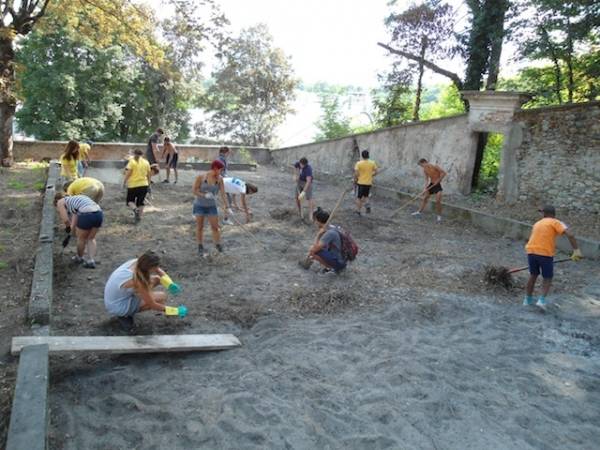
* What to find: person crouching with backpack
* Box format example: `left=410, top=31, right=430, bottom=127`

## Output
left=309, top=207, right=347, bottom=274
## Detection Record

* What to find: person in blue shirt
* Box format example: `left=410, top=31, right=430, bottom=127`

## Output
left=294, top=157, right=314, bottom=221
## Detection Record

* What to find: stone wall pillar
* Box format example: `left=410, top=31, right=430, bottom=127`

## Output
left=461, top=91, right=531, bottom=204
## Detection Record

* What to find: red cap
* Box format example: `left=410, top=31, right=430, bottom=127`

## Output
left=211, top=159, right=225, bottom=171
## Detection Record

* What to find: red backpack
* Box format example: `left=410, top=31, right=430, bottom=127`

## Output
left=329, top=225, right=359, bottom=262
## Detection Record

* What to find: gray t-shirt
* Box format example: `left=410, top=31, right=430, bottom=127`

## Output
left=320, top=228, right=344, bottom=264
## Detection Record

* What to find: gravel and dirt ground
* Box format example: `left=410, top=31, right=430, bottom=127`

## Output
left=0, top=163, right=46, bottom=447
left=35, top=165, right=600, bottom=449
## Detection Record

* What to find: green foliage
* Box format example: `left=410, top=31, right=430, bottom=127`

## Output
left=237, top=147, right=257, bottom=165
left=202, top=24, right=298, bottom=146
left=16, top=21, right=195, bottom=141
left=419, top=84, right=465, bottom=119
left=499, top=51, right=600, bottom=107
left=476, top=133, right=503, bottom=192
left=0, top=261, right=7, bottom=270
left=7, top=179, right=27, bottom=190
left=313, top=93, right=354, bottom=141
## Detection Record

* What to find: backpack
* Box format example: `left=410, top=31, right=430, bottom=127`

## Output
left=329, top=225, right=359, bottom=262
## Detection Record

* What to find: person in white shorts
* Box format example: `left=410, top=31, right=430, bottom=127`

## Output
left=222, top=177, right=258, bottom=224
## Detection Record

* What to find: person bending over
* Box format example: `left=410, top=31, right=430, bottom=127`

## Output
left=146, top=127, right=164, bottom=180
left=193, top=159, right=228, bottom=255
left=308, top=207, right=347, bottom=274
left=412, top=158, right=446, bottom=222
left=524, top=205, right=582, bottom=309
left=123, top=149, right=151, bottom=222
left=64, top=177, right=105, bottom=203
left=104, top=250, right=182, bottom=331
left=223, top=177, right=258, bottom=224
left=55, top=193, right=103, bottom=269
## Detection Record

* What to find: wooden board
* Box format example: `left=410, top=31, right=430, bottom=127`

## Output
left=11, top=334, right=241, bottom=356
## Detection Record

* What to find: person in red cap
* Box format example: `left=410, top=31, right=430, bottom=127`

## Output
left=524, top=205, right=582, bottom=309
left=192, top=160, right=229, bottom=256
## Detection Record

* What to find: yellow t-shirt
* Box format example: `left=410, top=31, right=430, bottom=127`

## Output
left=67, top=177, right=101, bottom=195
left=59, top=155, right=78, bottom=180
left=78, top=143, right=90, bottom=160
left=126, top=157, right=150, bottom=188
left=525, top=218, right=567, bottom=257
left=354, top=160, right=378, bottom=185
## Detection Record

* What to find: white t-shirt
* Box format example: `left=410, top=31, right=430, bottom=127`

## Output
left=223, top=177, right=246, bottom=195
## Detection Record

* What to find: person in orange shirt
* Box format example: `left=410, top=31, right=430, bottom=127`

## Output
left=524, top=205, right=582, bottom=309
left=411, top=158, right=446, bottom=222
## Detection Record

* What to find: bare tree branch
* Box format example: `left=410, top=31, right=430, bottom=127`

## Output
left=377, top=42, right=463, bottom=90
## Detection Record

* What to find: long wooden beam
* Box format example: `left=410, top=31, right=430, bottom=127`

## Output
left=11, top=334, right=241, bottom=355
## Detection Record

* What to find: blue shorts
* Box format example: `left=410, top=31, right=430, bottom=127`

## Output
left=316, top=249, right=346, bottom=271
left=193, top=202, right=218, bottom=217
left=77, top=210, right=103, bottom=230
left=528, top=254, right=554, bottom=279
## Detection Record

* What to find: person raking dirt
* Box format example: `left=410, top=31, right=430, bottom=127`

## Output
left=411, top=158, right=446, bottom=223
left=354, top=149, right=378, bottom=216
left=222, top=177, right=258, bottom=224
left=523, top=205, right=582, bottom=310
left=193, top=159, right=229, bottom=256
left=104, top=250, right=186, bottom=331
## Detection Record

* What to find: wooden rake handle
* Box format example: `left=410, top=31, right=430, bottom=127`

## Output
left=391, top=187, right=429, bottom=217
left=508, top=258, right=572, bottom=274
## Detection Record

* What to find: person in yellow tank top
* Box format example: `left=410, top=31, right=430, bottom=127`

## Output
left=523, top=205, right=582, bottom=309
left=59, top=140, right=80, bottom=181
left=123, top=150, right=151, bottom=222
left=353, top=150, right=378, bottom=215
left=65, top=177, right=105, bottom=203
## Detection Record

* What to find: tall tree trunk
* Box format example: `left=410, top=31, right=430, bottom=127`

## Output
left=0, top=36, right=16, bottom=167
left=565, top=20, right=575, bottom=103
left=413, top=39, right=427, bottom=121
left=485, top=1, right=507, bottom=90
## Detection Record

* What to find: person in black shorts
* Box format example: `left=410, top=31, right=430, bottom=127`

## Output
left=161, top=136, right=179, bottom=184
left=412, top=158, right=446, bottom=222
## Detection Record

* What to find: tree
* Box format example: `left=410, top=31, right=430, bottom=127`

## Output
left=14, top=0, right=226, bottom=143
left=203, top=24, right=298, bottom=146
left=0, top=0, right=50, bottom=165
left=513, top=0, right=600, bottom=104
left=378, top=0, right=513, bottom=96
left=385, top=0, right=454, bottom=120
left=313, top=92, right=353, bottom=141
left=371, top=65, right=413, bottom=127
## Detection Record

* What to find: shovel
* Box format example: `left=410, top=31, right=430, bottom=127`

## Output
left=299, top=187, right=352, bottom=270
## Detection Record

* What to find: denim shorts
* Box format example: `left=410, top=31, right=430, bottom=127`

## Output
left=528, top=254, right=554, bottom=279
left=77, top=210, right=103, bottom=230
left=316, top=249, right=346, bottom=271
left=193, top=202, right=218, bottom=217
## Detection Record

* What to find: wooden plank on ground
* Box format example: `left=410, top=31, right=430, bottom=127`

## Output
left=11, top=334, right=241, bottom=355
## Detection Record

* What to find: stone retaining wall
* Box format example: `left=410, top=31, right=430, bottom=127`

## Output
left=271, top=114, right=478, bottom=195
left=14, top=141, right=272, bottom=165
left=512, top=102, right=600, bottom=211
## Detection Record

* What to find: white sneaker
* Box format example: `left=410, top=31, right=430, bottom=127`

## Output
left=411, top=211, right=421, bottom=217
left=436, top=215, right=442, bottom=223
left=222, top=218, right=234, bottom=225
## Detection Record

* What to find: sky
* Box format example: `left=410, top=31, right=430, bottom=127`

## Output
left=145, top=0, right=517, bottom=145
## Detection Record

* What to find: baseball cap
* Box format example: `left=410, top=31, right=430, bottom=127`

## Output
left=539, top=205, right=556, bottom=216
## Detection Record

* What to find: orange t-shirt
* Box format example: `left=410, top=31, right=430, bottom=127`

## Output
left=525, top=218, right=567, bottom=257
